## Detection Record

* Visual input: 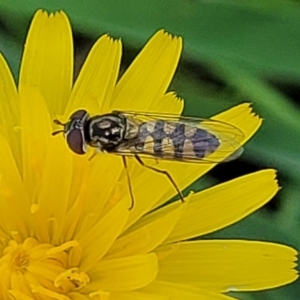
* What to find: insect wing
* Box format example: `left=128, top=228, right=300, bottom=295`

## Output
left=113, top=111, right=244, bottom=163
left=194, top=118, right=244, bottom=162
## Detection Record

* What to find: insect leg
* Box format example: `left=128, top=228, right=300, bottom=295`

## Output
left=122, top=156, right=135, bottom=210
left=134, top=155, right=185, bottom=203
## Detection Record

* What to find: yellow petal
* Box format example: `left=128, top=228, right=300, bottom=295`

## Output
left=61, top=154, right=125, bottom=243
left=148, top=92, right=184, bottom=115
left=143, top=281, right=238, bottom=299
left=0, top=54, right=21, bottom=167
left=68, top=293, right=89, bottom=300
left=107, top=203, right=182, bottom=258
left=88, top=253, right=158, bottom=291
left=19, top=86, right=52, bottom=198
left=63, top=153, right=123, bottom=210
left=34, top=136, right=73, bottom=244
left=112, top=30, right=182, bottom=111
left=19, top=10, right=73, bottom=115
left=165, top=169, right=279, bottom=243
left=66, top=35, right=121, bottom=115
left=10, top=289, right=33, bottom=300
left=77, top=199, right=129, bottom=271
left=110, top=291, right=167, bottom=300
left=156, top=240, right=298, bottom=291
left=0, top=134, right=29, bottom=238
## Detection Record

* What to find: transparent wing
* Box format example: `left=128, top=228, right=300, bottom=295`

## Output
left=111, top=111, right=244, bottom=163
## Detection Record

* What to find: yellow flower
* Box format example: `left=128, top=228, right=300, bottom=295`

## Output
left=0, top=10, right=297, bottom=300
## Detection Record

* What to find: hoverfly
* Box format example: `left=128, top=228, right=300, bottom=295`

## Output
left=52, top=110, right=244, bottom=208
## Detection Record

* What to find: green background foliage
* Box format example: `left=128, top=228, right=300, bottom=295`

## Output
left=0, top=0, right=299, bottom=298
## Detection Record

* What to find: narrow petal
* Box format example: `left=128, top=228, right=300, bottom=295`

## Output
left=66, top=35, right=121, bottom=114
left=143, top=281, right=238, bottom=300
left=88, top=253, right=158, bottom=291
left=68, top=293, right=89, bottom=300
left=112, top=30, right=182, bottom=111
left=125, top=103, right=262, bottom=228
left=106, top=203, right=182, bottom=258
left=19, top=86, right=52, bottom=198
left=148, top=92, right=184, bottom=115
left=165, top=169, right=279, bottom=243
left=0, top=133, right=30, bottom=237
left=62, top=153, right=123, bottom=210
left=78, top=199, right=129, bottom=271
left=19, top=10, right=73, bottom=115
left=34, top=136, right=73, bottom=244
left=110, top=291, right=167, bottom=300
left=156, top=241, right=298, bottom=291
left=61, top=154, right=125, bottom=243
left=0, top=54, right=21, bottom=167
left=212, top=103, right=261, bottom=135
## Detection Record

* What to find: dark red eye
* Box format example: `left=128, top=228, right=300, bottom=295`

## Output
left=70, top=110, right=88, bottom=120
left=66, top=128, right=86, bottom=154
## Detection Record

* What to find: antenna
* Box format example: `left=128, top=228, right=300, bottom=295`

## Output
left=52, top=130, right=65, bottom=136
left=52, top=119, right=66, bottom=136
left=53, top=119, right=66, bottom=126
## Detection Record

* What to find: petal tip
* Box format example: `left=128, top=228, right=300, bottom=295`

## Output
left=54, top=10, right=69, bottom=21
left=243, top=102, right=262, bottom=117
left=155, top=29, right=182, bottom=45
left=168, top=92, right=184, bottom=103
left=33, top=9, right=49, bottom=21
left=257, top=169, right=280, bottom=192
left=33, top=9, right=69, bottom=23
left=239, top=102, right=264, bottom=129
left=161, top=29, right=182, bottom=39
left=100, top=34, right=122, bottom=45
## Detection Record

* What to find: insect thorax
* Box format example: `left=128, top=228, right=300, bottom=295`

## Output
left=86, top=113, right=139, bottom=151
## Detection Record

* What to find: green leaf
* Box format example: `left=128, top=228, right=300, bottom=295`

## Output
left=1, top=0, right=300, bottom=78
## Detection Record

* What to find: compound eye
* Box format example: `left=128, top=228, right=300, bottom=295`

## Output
left=66, top=129, right=86, bottom=154
left=70, top=110, right=88, bottom=120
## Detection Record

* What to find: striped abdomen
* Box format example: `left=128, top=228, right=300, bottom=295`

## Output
left=135, top=120, right=220, bottom=159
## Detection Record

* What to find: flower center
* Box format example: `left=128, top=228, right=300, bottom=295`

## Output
left=14, top=250, right=30, bottom=273
left=55, top=267, right=90, bottom=289
left=0, top=238, right=90, bottom=299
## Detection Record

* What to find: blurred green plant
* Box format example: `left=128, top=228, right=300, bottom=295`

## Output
left=0, top=0, right=299, bottom=299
